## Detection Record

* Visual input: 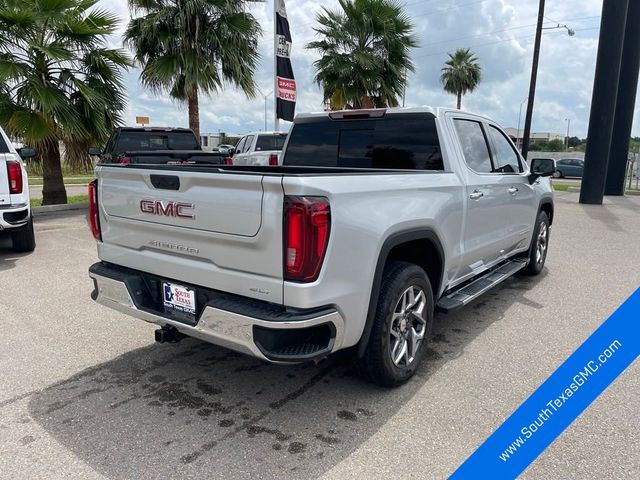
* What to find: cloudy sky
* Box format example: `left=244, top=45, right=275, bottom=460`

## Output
left=101, top=0, right=639, bottom=138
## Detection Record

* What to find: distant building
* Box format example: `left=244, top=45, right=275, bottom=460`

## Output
left=504, top=128, right=565, bottom=148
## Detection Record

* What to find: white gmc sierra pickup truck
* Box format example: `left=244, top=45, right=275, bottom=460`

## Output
left=0, top=126, right=35, bottom=252
left=88, top=107, right=555, bottom=386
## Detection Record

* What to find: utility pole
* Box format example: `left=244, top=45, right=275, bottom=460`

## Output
left=521, top=0, right=545, bottom=160
left=565, top=118, right=571, bottom=150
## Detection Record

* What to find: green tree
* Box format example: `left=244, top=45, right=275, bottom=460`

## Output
left=545, top=139, right=566, bottom=152
left=440, top=48, right=482, bottom=110
left=307, top=0, right=418, bottom=110
left=0, top=0, right=130, bottom=204
left=567, top=136, right=582, bottom=148
left=125, top=0, right=261, bottom=139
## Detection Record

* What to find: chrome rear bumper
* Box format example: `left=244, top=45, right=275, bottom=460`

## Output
left=89, top=263, right=344, bottom=363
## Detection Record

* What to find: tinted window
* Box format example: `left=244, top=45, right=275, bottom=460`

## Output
left=557, top=159, right=569, bottom=166
left=256, top=134, right=287, bottom=151
left=114, top=130, right=199, bottom=152
left=284, top=114, right=443, bottom=170
left=487, top=125, right=522, bottom=173
left=453, top=119, right=492, bottom=173
left=0, top=132, right=9, bottom=153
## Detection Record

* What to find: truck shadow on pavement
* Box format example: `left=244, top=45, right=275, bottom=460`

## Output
left=27, top=273, right=546, bottom=480
left=0, top=237, right=25, bottom=272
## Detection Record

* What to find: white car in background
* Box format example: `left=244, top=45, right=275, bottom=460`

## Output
left=232, top=132, right=287, bottom=166
left=0, top=126, right=35, bottom=252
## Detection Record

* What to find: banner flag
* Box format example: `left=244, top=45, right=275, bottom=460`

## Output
left=450, top=288, right=640, bottom=479
left=275, top=0, right=296, bottom=122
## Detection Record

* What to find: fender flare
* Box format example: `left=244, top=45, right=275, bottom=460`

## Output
left=356, top=228, right=445, bottom=357
left=538, top=197, right=554, bottom=225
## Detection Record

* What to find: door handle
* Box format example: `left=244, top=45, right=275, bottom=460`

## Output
left=508, top=187, right=519, bottom=195
left=469, top=190, right=484, bottom=200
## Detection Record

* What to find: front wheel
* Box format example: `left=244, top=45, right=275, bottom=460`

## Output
left=523, top=211, right=549, bottom=276
left=11, top=216, right=36, bottom=253
left=357, top=261, right=434, bottom=387
left=552, top=170, right=562, bottom=178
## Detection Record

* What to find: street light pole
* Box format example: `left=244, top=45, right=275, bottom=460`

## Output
left=521, top=7, right=576, bottom=159
left=565, top=118, right=571, bottom=150
left=517, top=97, right=528, bottom=149
left=262, top=90, right=274, bottom=131
left=521, top=0, right=546, bottom=160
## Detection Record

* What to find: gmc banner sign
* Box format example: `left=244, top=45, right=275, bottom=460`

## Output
left=275, top=0, right=296, bottom=122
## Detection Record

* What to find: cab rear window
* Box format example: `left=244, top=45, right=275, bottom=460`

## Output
left=283, top=113, right=444, bottom=171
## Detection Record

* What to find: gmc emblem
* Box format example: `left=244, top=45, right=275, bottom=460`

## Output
left=140, top=200, right=195, bottom=219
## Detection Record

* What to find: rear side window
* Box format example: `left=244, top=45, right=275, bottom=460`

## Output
left=487, top=125, right=523, bottom=173
left=256, top=134, right=287, bottom=151
left=283, top=113, right=444, bottom=170
left=115, top=131, right=198, bottom=152
left=453, top=119, right=492, bottom=173
left=0, top=133, right=9, bottom=153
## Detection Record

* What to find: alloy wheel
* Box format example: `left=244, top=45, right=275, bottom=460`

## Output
left=389, top=286, right=427, bottom=367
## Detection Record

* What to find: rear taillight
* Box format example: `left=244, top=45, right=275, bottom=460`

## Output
left=268, top=154, right=278, bottom=166
left=88, top=179, right=101, bottom=241
left=118, top=156, right=131, bottom=165
left=6, top=161, right=23, bottom=194
left=224, top=157, right=233, bottom=165
left=284, top=196, right=331, bottom=282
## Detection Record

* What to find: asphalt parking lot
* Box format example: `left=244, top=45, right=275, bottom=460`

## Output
left=0, top=192, right=638, bottom=479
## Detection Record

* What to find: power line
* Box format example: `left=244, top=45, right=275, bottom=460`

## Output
left=412, top=26, right=599, bottom=61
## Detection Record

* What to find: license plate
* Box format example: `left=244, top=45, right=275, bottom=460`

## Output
left=163, top=282, right=196, bottom=317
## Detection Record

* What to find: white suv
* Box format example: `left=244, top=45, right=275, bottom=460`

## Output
left=0, top=126, right=35, bottom=252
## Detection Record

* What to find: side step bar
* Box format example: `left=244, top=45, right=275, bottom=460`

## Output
left=436, top=259, right=527, bottom=312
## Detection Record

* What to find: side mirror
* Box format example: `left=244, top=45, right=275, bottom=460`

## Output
left=18, top=148, right=36, bottom=159
left=88, top=147, right=102, bottom=156
left=529, top=158, right=555, bottom=184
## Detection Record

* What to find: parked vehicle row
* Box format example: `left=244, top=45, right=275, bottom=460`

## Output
left=0, top=126, right=36, bottom=252
left=87, top=107, right=555, bottom=387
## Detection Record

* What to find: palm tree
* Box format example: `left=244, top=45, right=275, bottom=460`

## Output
left=440, top=48, right=482, bottom=110
left=0, top=0, right=130, bottom=205
left=307, top=0, right=418, bottom=110
left=125, top=0, right=261, bottom=139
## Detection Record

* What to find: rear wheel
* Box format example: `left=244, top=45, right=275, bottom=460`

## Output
left=11, top=216, right=36, bottom=253
left=357, top=261, right=434, bottom=387
left=524, top=211, right=549, bottom=276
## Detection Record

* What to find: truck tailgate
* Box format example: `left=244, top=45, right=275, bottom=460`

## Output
left=96, top=166, right=285, bottom=303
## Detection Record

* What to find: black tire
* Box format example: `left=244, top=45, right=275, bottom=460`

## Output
left=11, top=216, right=36, bottom=253
left=523, top=211, right=549, bottom=276
left=552, top=170, right=562, bottom=179
left=357, top=261, right=434, bottom=387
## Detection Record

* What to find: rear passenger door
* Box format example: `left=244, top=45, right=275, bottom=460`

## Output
left=451, top=118, right=514, bottom=276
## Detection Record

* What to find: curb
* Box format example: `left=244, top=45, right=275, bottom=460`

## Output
left=32, top=202, right=88, bottom=217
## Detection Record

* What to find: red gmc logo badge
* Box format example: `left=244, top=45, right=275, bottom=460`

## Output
left=140, top=200, right=195, bottom=219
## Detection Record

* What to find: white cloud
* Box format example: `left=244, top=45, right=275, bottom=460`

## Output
left=99, top=0, right=639, bottom=138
